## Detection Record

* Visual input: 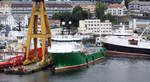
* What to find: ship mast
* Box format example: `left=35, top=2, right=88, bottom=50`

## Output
left=24, top=0, right=51, bottom=65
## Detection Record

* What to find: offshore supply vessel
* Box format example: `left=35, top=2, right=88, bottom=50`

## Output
left=48, top=35, right=106, bottom=72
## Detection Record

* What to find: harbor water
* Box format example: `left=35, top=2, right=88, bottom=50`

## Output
left=1, top=57, right=150, bottom=82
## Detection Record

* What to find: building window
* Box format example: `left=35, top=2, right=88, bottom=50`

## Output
left=108, top=10, right=112, bottom=13
left=85, top=24, right=87, bottom=27
left=118, top=10, right=121, bottom=15
left=113, top=10, right=116, bottom=15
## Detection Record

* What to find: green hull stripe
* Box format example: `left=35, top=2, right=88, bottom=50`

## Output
left=49, top=48, right=106, bottom=69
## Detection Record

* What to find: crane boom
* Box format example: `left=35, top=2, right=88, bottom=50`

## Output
left=24, top=0, right=51, bottom=65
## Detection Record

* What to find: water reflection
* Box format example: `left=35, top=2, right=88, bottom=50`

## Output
left=1, top=57, right=150, bottom=82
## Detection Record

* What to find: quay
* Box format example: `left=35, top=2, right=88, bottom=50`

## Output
left=106, top=50, right=150, bottom=60
left=4, top=57, right=54, bottom=75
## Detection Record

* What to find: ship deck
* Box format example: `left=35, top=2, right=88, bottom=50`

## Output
left=4, top=58, right=54, bottom=75
left=85, top=47, right=104, bottom=55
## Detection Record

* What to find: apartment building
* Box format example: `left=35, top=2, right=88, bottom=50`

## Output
left=0, top=2, right=11, bottom=15
left=105, top=3, right=127, bottom=16
left=78, top=19, right=112, bottom=35
left=128, top=1, right=150, bottom=16
left=71, top=2, right=96, bottom=13
left=11, top=2, right=73, bottom=18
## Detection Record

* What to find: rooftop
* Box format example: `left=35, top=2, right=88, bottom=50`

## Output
left=129, top=1, right=150, bottom=5
left=100, top=0, right=124, bottom=3
left=108, top=3, right=124, bottom=8
left=11, top=2, right=72, bottom=8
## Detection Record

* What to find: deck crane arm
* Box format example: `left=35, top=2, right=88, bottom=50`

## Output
left=138, top=24, right=150, bottom=41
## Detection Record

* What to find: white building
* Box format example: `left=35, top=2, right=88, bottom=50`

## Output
left=11, top=2, right=73, bottom=18
left=128, top=1, right=150, bottom=17
left=0, top=2, right=11, bottom=15
left=0, top=14, right=29, bottom=30
left=78, top=19, right=112, bottom=35
left=105, top=3, right=127, bottom=16
left=0, top=14, right=18, bottom=29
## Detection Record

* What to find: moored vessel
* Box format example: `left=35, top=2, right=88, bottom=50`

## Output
left=101, top=35, right=150, bottom=55
left=101, top=24, right=150, bottom=55
left=48, top=35, right=106, bottom=72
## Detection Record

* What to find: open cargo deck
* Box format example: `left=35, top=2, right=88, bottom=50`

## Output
left=4, top=58, right=54, bottom=75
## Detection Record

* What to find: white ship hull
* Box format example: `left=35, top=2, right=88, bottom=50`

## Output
left=101, top=36, right=150, bottom=55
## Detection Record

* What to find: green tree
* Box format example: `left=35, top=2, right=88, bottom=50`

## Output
left=125, top=0, right=134, bottom=8
left=60, top=12, right=72, bottom=22
left=0, top=24, right=4, bottom=31
left=95, top=2, right=107, bottom=21
left=52, top=6, right=89, bottom=28
left=52, top=13, right=62, bottom=20
left=72, top=6, right=83, bottom=14
left=95, top=2, right=117, bottom=24
left=71, top=6, right=88, bottom=27
left=105, top=13, right=116, bottom=24
left=52, top=12, right=71, bottom=23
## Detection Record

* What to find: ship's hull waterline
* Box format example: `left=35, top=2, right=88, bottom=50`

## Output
left=48, top=48, right=106, bottom=72
left=102, top=42, right=150, bottom=55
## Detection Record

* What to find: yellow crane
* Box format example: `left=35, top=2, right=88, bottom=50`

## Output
left=24, top=0, right=51, bottom=65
